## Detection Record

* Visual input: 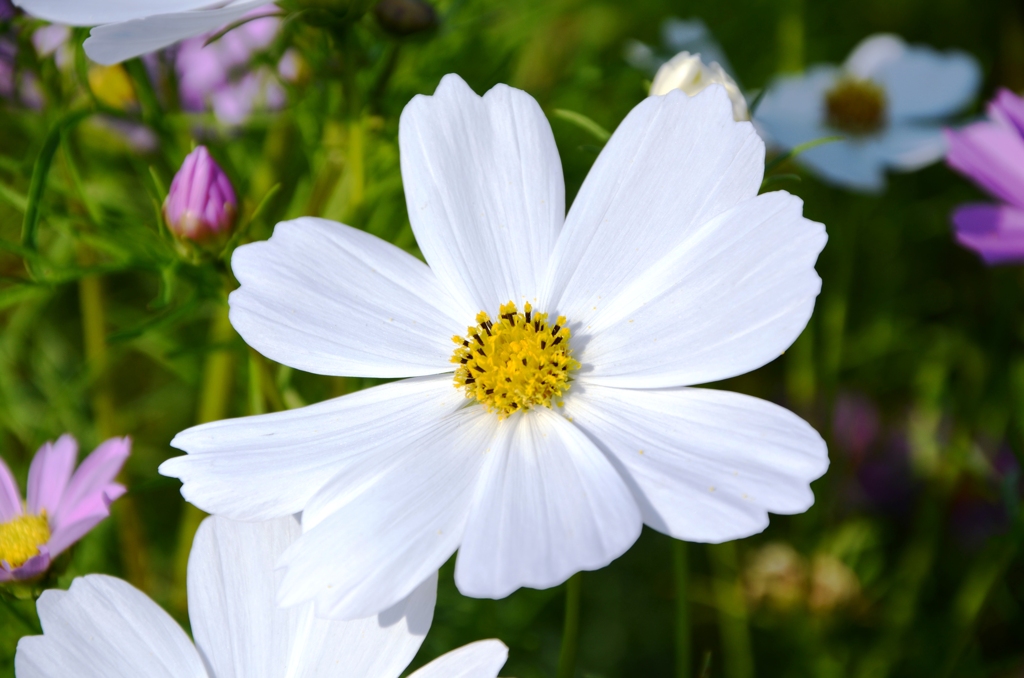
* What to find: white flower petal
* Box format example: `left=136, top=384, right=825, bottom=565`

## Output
left=188, top=516, right=434, bottom=678
left=13, top=0, right=225, bottom=26
left=576, top=191, right=824, bottom=388
left=407, top=640, right=509, bottom=678
left=276, top=405, right=498, bottom=620
left=753, top=66, right=837, bottom=151
left=876, top=124, right=947, bottom=171
left=454, top=408, right=642, bottom=599
left=562, top=383, right=828, bottom=543
left=845, top=34, right=980, bottom=121
left=399, top=74, right=565, bottom=314
left=843, top=34, right=907, bottom=78
left=162, top=375, right=463, bottom=521
left=229, top=217, right=467, bottom=379
left=798, top=137, right=888, bottom=192
left=15, top=575, right=205, bottom=678
left=84, top=0, right=269, bottom=66
left=544, top=85, right=764, bottom=326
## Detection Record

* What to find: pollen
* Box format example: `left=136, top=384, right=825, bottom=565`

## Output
left=451, top=301, right=579, bottom=418
left=0, top=511, right=50, bottom=568
left=824, top=76, right=887, bottom=135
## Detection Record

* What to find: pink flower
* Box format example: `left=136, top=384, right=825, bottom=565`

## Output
left=946, top=89, right=1024, bottom=264
left=0, top=435, right=130, bottom=582
left=163, top=146, right=237, bottom=244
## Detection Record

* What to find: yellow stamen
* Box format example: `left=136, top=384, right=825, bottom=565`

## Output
left=825, top=76, right=887, bottom=135
left=0, top=511, right=50, bottom=568
left=451, top=301, right=579, bottom=418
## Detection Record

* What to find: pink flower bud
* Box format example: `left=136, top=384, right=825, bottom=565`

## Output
left=163, top=146, right=237, bottom=243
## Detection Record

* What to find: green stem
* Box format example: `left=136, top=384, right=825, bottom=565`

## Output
left=78, top=269, right=151, bottom=593
left=674, top=540, right=691, bottom=678
left=171, top=299, right=236, bottom=614
left=556, top=572, right=583, bottom=678
left=709, top=542, right=755, bottom=678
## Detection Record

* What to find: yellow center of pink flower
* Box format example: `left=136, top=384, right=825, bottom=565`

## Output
left=825, top=77, right=887, bottom=135
left=0, top=511, right=50, bottom=568
left=451, top=302, right=579, bottom=418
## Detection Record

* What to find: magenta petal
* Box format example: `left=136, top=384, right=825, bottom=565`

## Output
left=0, top=456, right=22, bottom=522
left=952, top=202, right=1024, bottom=265
left=988, top=88, right=1024, bottom=138
left=27, top=434, right=78, bottom=516
left=7, top=549, right=51, bottom=581
left=945, top=123, right=1024, bottom=210
left=52, top=437, right=130, bottom=530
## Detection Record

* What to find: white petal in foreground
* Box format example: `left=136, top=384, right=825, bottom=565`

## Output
left=162, top=375, right=464, bottom=521
left=545, top=85, right=764, bottom=326
left=276, top=405, right=500, bottom=620
left=408, top=640, right=509, bottom=678
left=399, top=74, right=565, bottom=313
left=13, top=0, right=224, bottom=26
left=577, top=191, right=825, bottom=388
left=189, top=516, right=434, bottom=678
left=84, top=0, right=270, bottom=66
left=455, top=407, right=642, bottom=598
left=562, top=384, right=828, bottom=543
left=230, top=217, right=467, bottom=379
left=15, top=576, right=206, bottom=678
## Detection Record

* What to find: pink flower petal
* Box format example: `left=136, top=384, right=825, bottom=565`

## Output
left=52, top=437, right=130, bottom=530
left=7, top=549, right=51, bottom=581
left=952, top=202, right=1024, bottom=265
left=0, top=456, right=22, bottom=522
left=27, top=434, right=78, bottom=516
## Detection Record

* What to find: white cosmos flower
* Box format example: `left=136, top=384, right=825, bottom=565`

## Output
left=755, top=33, right=980, bottom=192
left=11, top=0, right=275, bottom=66
left=650, top=51, right=748, bottom=121
left=15, top=515, right=508, bottom=678
left=161, top=74, right=829, bottom=621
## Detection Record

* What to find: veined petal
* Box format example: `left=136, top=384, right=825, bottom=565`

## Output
left=13, top=0, right=228, bottom=26
left=407, top=640, right=509, bottom=678
left=946, top=122, right=1024, bottom=210
left=15, top=575, right=206, bottom=678
left=544, top=85, right=764, bottom=326
left=27, top=434, right=77, bottom=516
left=576, top=191, right=824, bottom=388
left=162, top=375, right=463, bottom=521
left=399, top=74, right=565, bottom=313
left=562, top=384, right=828, bottom=543
left=845, top=34, right=980, bottom=121
left=51, top=437, right=129, bottom=529
left=454, top=408, right=642, bottom=599
left=0, top=456, right=22, bottom=521
left=277, top=405, right=498, bottom=620
left=188, top=516, right=434, bottom=678
left=229, top=217, right=467, bottom=379
left=84, top=0, right=271, bottom=65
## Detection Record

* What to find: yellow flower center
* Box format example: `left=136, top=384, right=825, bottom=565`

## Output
left=0, top=511, right=50, bottom=568
left=451, top=302, right=579, bottom=418
left=824, top=76, right=887, bottom=135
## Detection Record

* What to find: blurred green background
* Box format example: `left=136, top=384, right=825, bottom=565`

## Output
left=1, top=0, right=1024, bottom=676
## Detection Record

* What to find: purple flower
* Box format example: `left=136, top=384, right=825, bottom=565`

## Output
left=0, top=435, right=130, bottom=582
left=163, top=146, right=237, bottom=243
left=946, top=88, right=1024, bottom=264
left=173, top=6, right=290, bottom=125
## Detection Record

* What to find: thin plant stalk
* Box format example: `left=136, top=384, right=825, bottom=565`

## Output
left=556, top=572, right=583, bottom=678
left=171, top=300, right=236, bottom=613
left=709, top=541, right=754, bottom=678
left=78, top=271, right=151, bottom=592
left=674, top=540, right=691, bottom=678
